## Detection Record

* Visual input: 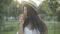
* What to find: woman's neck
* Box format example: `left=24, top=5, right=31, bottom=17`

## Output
left=27, top=23, right=32, bottom=30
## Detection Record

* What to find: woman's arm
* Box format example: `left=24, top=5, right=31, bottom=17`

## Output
left=18, top=24, right=23, bottom=34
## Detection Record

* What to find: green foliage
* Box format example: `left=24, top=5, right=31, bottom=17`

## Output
left=0, top=0, right=12, bottom=32
left=46, top=0, right=60, bottom=21
left=57, top=10, right=60, bottom=22
left=7, top=2, right=22, bottom=17
left=1, top=21, right=18, bottom=34
left=1, top=26, right=15, bottom=32
left=38, top=1, right=52, bottom=15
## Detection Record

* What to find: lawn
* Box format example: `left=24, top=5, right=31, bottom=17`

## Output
left=1, top=20, right=60, bottom=34
left=1, top=21, right=18, bottom=34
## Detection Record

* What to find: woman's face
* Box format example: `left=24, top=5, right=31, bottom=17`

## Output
left=23, top=6, right=27, bottom=19
left=24, top=6, right=27, bottom=14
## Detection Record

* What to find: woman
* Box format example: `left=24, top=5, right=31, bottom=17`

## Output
left=17, top=3, right=47, bottom=34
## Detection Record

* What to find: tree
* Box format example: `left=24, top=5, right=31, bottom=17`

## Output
left=47, top=0, right=60, bottom=21
left=38, top=1, right=53, bottom=16
left=0, top=0, right=12, bottom=33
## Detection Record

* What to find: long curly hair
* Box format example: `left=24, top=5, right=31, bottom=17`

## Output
left=23, top=4, right=47, bottom=34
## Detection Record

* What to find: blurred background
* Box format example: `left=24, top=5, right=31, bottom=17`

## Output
left=0, top=0, right=60, bottom=34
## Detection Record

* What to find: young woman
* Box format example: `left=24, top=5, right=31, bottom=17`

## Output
left=17, top=3, right=47, bottom=34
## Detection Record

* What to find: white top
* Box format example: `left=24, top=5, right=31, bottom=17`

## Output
left=16, top=27, right=40, bottom=34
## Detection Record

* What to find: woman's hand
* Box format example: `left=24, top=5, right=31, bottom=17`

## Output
left=18, top=14, right=25, bottom=34
left=19, top=14, right=25, bottom=25
left=19, top=14, right=27, bottom=25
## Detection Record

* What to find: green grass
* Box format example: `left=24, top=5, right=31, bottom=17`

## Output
left=48, top=30, right=60, bottom=34
left=1, top=30, right=17, bottom=34
left=1, top=21, right=18, bottom=34
left=1, top=20, right=60, bottom=34
left=45, top=20, right=60, bottom=34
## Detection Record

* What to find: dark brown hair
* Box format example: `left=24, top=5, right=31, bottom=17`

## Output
left=23, top=4, right=47, bottom=34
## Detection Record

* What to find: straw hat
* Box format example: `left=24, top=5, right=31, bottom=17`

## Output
left=21, top=1, right=38, bottom=12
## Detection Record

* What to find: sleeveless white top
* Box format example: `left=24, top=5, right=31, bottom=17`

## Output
left=16, top=27, right=40, bottom=34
